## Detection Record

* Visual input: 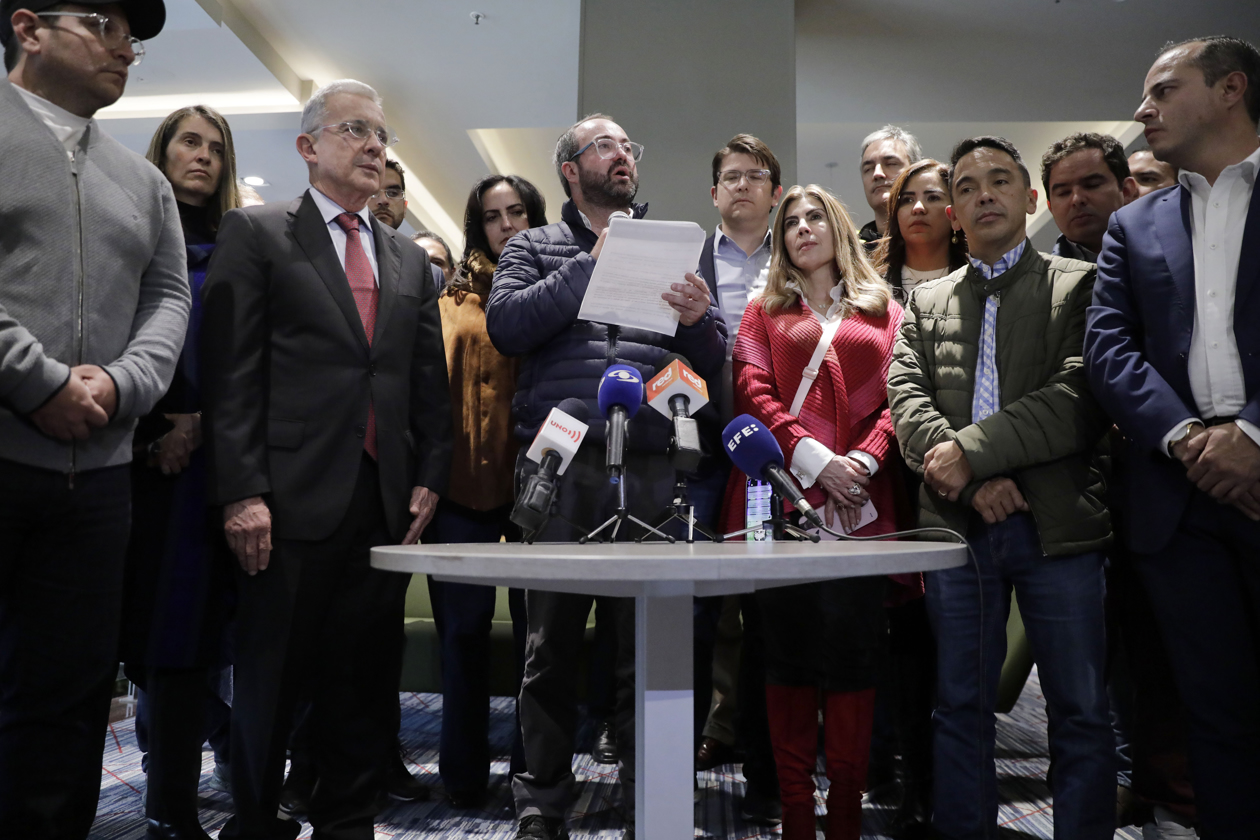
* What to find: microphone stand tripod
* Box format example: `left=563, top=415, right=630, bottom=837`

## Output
left=721, top=488, right=820, bottom=543
left=579, top=467, right=676, bottom=544
left=519, top=510, right=593, bottom=545
left=647, top=472, right=721, bottom=544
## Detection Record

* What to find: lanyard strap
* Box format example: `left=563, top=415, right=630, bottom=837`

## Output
left=787, top=316, right=843, bottom=417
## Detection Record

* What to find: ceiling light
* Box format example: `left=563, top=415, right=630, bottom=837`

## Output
left=242, top=176, right=269, bottom=187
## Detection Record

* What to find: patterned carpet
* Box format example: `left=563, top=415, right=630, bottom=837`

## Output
left=92, top=669, right=1144, bottom=839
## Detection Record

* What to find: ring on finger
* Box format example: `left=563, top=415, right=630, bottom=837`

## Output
left=847, top=483, right=862, bottom=496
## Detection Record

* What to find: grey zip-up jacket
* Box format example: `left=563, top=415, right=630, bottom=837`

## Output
left=0, top=80, right=190, bottom=474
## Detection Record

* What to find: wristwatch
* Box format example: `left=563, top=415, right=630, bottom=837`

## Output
left=1167, top=421, right=1202, bottom=457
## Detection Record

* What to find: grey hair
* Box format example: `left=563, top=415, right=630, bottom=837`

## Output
left=553, top=112, right=613, bottom=198
left=860, top=125, right=923, bottom=164
left=301, top=79, right=383, bottom=136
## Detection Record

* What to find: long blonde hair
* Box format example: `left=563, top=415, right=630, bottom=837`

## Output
left=145, top=105, right=241, bottom=232
left=760, top=184, right=891, bottom=318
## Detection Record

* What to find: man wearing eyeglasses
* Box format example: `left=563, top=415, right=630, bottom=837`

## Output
left=486, top=114, right=727, bottom=840
left=201, top=79, right=451, bottom=840
left=371, top=158, right=408, bottom=230
left=0, top=2, right=190, bottom=838
left=691, top=133, right=783, bottom=828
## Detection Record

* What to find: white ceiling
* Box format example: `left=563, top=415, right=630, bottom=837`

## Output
left=99, top=0, right=1260, bottom=251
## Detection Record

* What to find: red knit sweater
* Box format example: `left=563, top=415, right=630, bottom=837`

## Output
left=719, top=297, right=905, bottom=539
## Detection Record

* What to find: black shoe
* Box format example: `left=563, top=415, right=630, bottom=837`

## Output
left=694, top=737, right=736, bottom=771
left=387, top=752, right=430, bottom=802
left=515, top=814, right=570, bottom=839
left=592, top=719, right=618, bottom=765
left=278, top=764, right=313, bottom=817
left=145, top=818, right=213, bottom=840
left=740, top=785, right=783, bottom=826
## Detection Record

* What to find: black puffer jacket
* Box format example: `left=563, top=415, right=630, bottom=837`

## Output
left=486, top=200, right=728, bottom=452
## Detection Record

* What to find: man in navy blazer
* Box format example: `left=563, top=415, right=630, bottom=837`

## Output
left=1084, top=36, right=1260, bottom=839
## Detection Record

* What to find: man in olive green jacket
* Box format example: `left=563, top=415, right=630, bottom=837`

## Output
left=887, top=136, right=1114, bottom=840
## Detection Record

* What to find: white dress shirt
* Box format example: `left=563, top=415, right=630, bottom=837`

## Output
left=14, top=85, right=90, bottom=154
left=1160, top=146, right=1260, bottom=454
left=713, top=225, right=772, bottom=346
left=308, top=187, right=379, bottom=285
left=780, top=279, right=879, bottom=486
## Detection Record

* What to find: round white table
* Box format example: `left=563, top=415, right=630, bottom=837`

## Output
left=372, top=539, right=967, bottom=839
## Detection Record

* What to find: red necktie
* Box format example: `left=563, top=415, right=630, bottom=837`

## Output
left=334, top=212, right=378, bottom=459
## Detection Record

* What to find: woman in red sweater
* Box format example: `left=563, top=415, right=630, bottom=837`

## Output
left=721, top=184, right=904, bottom=840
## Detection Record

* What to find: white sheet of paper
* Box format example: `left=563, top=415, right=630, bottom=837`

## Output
left=577, top=216, right=706, bottom=336
left=806, top=500, right=878, bottom=539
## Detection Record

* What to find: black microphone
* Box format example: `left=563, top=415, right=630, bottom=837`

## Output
left=597, top=365, right=645, bottom=482
left=510, top=398, right=590, bottom=534
left=723, top=414, right=825, bottom=529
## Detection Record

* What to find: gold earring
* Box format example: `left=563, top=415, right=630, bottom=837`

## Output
left=951, top=231, right=959, bottom=244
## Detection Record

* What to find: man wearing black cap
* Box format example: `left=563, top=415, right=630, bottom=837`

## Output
left=0, top=2, right=188, bottom=838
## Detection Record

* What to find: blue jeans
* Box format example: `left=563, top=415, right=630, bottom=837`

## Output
left=925, top=512, right=1113, bottom=840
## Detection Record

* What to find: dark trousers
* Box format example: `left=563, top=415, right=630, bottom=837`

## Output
left=511, top=445, right=675, bottom=821
left=132, top=667, right=224, bottom=828
left=134, top=667, right=232, bottom=766
left=693, top=592, right=779, bottom=798
left=1136, top=491, right=1260, bottom=840
left=1107, top=532, right=1195, bottom=818
left=0, top=459, right=130, bottom=840
left=221, top=455, right=403, bottom=840
left=585, top=595, right=620, bottom=721
left=425, top=499, right=528, bottom=796
left=926, top=512, right=1113, bottom=840
left=513, top=590, right=636, bottom=819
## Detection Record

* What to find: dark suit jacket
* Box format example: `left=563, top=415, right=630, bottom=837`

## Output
left=698, top=234, right=719, bottom=302
left=1084, top=183, right=1260, bottom=553
left=201, top=192, right=452, bottom=543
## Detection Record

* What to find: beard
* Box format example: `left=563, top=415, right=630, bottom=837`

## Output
left=578, top=161, right=638, bottom=208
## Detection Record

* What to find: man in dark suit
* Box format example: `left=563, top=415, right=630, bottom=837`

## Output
left=201, top=79, right=451, bottom=840
left=1084, top=36, right=1260, bottom=840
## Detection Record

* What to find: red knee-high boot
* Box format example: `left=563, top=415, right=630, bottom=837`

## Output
left=822, top=688, right=877, bottom=840
left=765, top=684, right=821, bottom=840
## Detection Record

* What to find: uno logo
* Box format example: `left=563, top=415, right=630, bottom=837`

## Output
left=608, top=369, right=640, bottom=383
left=548, top=417, right=582, bottom=443
left=726, top=422, right=761, bottom=452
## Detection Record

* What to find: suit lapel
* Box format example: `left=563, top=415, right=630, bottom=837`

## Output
left=372, top=217, right=401, bottom=346
left=1233, top=183, right=1260, bottom=322
left=1154, top=186, right=1196, bottom=329
left=290, top=193, right=370, bottom=352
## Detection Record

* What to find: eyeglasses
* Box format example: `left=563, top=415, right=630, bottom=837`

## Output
left=316, top=120, right=398, bottom=148
left=569, top=137, right=644, bottom=162
left=37, top=11, right=144, bottom=65
left=718, top=169, right=772, bottom=188
left=371, top=187, right=405, bottom=201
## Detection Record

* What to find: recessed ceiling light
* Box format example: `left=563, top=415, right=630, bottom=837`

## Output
left=242, top=176, right=268, bottom=187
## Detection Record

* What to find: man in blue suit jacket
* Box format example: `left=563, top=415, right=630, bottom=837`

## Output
left=1084, top=36, right=1260, bottom=840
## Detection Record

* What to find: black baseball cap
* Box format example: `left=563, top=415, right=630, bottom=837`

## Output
left=1, top=0, right=166, bottom=46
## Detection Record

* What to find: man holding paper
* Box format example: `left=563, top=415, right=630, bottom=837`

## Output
left=485, top=113, right=726, bottom=840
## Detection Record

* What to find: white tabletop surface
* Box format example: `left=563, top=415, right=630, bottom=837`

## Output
left=372, top=539, right=968, bottom=598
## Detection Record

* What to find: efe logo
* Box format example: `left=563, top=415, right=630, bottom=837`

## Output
left=726, top=422, right=761, bottom=452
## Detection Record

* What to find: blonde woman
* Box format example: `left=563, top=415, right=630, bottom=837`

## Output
left=720, top=184, right=905, bottom=840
